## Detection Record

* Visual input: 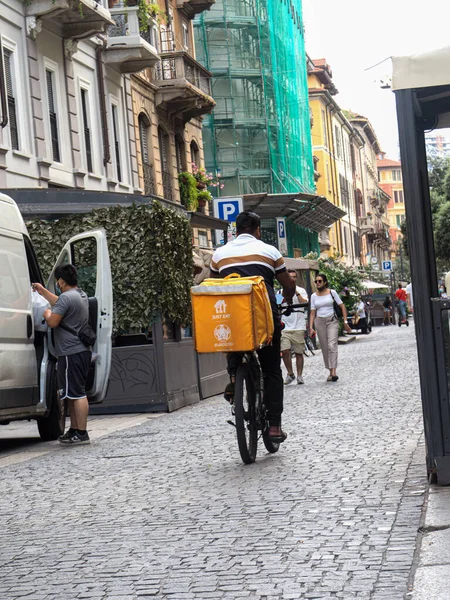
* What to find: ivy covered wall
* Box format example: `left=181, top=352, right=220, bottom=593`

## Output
left=27, top=202, right=194, bottom=335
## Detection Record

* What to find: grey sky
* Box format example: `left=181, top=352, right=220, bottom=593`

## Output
left=303, top=0, right=450, bottom=159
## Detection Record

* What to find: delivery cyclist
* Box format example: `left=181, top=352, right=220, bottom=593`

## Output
left=210, top=211, right=295, bottom=443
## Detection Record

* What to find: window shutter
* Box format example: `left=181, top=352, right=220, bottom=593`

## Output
left=46, top=70, right=60, bottom=162
left=3, top=50, right=19, bottom=151
left=3, top=51, right=12, bottom=97
left=139, top=116, right=149, bottom=164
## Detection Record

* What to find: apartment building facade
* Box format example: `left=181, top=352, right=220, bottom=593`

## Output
left=0, top=0, right=216, bottom=250
left=308, top=58, right=359, bottom=265
left=377, top=156, right=405, bottom=258
left=347, top=113, right=390, bottom=267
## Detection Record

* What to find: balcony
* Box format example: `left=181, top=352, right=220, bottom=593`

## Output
left=176, top=0, right=215, bottom=18
left=105, top=6, right=159, bottom=73
left=154, top=51, right=215, bottom=123
left=25, top=0, right=114, bottom=39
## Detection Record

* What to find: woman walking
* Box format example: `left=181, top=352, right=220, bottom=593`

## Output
left=383, top=295, right=392, bottom=325
left=308, top=274, right=351, bottom=382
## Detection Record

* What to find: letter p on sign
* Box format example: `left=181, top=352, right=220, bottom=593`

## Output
left=223, top=203, right=236, bottom=220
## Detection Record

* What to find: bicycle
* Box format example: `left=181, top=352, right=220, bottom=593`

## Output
left=303, top=330, right=316, bottom=356
left=230, top=303, right=305, bottom=464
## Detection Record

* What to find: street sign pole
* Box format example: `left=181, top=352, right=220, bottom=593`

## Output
left=276, top=217, right=288, bottom=256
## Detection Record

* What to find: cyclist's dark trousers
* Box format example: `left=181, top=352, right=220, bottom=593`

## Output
left=227, top=326, right=283, bottom=427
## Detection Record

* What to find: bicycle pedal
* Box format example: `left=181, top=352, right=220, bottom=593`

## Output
left=227, top=420, right=236, bottom=428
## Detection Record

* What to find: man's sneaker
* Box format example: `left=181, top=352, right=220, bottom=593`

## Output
left=59, top=431, right=90, bottom=445
left=58, top=428, right=76, bottom=442
left=284, top=373, right=295, bottom=385
left=297, top=376, right=304, bottom=384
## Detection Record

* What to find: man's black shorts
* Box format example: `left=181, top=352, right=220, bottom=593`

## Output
left=57, top=351, right=92, bottom=400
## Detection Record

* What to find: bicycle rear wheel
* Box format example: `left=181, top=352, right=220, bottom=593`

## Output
left=234, top=363, right=258, bottom=464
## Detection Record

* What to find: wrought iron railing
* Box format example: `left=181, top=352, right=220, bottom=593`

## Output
left=143, top=163, right=155, bottom=195
left=154, top=52, right=212, bottom=96
left=162, top=170, right=173, bottom=201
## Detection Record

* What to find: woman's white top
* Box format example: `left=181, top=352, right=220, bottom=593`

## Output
left=310, top=289, right=343, bottom=318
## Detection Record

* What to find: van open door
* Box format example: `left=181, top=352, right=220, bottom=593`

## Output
left=48, top=230, right=113, bottom=403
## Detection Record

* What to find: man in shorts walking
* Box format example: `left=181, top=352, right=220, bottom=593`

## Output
left=281, top=269, right=308, bottom=385
left=33, top=264, right=92, bottom=445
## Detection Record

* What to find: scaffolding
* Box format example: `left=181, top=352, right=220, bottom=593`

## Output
left=194, top=0, right=314, bottom=197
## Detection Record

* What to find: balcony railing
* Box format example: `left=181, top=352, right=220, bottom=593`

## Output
left=143, top=163, right=155, bottom=196
left=106, top=6, right=159, bottom=73
left=154, top=52, right=212, bottom=96
left=176, top=0, right=215, bottom=17
left=25, top=0, right=113, bottom=39
left=154, top=51, right=214, bottom=121
left=162, top=171, right=173, bottom=201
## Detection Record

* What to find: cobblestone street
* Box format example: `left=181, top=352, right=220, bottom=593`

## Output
left=0, top=325, right=427, bottom=600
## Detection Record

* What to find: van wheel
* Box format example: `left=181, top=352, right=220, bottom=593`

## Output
left=37, top=360, right=65, bottom=441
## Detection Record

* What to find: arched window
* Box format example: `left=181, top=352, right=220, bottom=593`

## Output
left=190, top=140, right=199, bottom=168
left=158, top=125, right=172, bottom=200
left=139, top=113, right=154, bottom=195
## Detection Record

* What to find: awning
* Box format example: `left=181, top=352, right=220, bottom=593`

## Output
left=243, top=192, right=346, bottom=232
left=392, top=46, right=450, bottom=91
left=361, top=280, right=389, bottom=290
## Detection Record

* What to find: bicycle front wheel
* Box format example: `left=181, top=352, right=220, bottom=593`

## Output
left=234, top=363, right=258, bottom=464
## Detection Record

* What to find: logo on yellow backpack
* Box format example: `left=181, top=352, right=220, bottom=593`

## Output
left=214, top=324, right=232, bottom=342
left=214, top=299, right=227, bottom=314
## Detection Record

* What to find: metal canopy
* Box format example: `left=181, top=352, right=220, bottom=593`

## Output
left=243, top=192, right=346, bottom=232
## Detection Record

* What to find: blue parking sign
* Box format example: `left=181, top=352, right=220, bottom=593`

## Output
left=382, top=261, right=392, bottom=271
left=214, top=197, right=243, bottom=222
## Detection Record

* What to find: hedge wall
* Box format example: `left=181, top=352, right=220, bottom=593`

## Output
left=27, top=202, right=194, bottom=335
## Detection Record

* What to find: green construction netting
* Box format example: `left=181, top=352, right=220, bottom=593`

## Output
left=194, top=0, right=315, bottom=197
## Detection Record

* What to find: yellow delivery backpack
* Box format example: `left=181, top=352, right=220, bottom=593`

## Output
left=191, top=274, right=274, bottom=353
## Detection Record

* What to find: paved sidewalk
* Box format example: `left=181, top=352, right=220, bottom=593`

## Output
left=409, top=485, right=450, bottom=600
left=0, top=325, right=427, bottom=600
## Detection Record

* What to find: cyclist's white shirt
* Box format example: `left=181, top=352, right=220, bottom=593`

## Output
left=211, top=234, right=286, bottom=275
left=211, top=234, right=286, bottom=318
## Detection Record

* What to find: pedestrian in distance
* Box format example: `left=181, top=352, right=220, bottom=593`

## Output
left=383, top=295, right=393, bottom=325
left=281, top=269, right=308, bottom=385
left=395, top=283, right=408, bottom=322
left=308, top=274, right=351, bottom=382
left=33, top=264, right=93, bottom=445
left=353, top=296, right=369, bottom=334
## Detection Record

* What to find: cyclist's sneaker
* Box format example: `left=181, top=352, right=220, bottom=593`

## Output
left=268, top=426, right=288, bottom=443
left=284, top=373, right=295, bottom=385
left=297, top=376, right=304, bottom=385
left=59, top=431, right=90, bottom=445
left=224, top=382, right=235, bottom=404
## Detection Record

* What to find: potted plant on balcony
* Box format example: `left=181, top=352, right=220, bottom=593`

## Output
left=138, top=0, right=166, bottom=28
left=178, top=171, right=198, bottom=211
left=197, top=189, right=213, bottom=213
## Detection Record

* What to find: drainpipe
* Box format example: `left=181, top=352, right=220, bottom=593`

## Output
left=96, top=39, right=111, bottom=166
left=0, top=37, right=8, bottom=128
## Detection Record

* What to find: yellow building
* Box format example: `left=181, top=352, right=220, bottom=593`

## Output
left=308, top=58, right=343, bottom=257
left=377, top=156, right=406, bottom=259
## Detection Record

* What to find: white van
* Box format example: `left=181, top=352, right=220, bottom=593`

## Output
left=0, top=193, right=113, bottom=440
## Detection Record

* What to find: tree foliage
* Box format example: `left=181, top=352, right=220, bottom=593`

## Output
left=27, top=202, right=194, bottom=335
